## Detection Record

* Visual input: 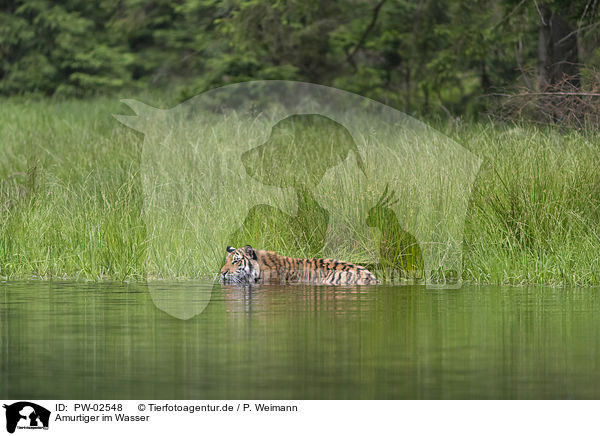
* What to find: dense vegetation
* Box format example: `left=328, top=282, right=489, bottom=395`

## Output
left=1, top=98, right=599, bottom=285
left=1, top=1, right=599, bottom=284
left=1, top=0, right=599, bottom=116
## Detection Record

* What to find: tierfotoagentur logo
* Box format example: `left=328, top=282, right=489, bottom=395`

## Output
left=115, top=81, right=481, bottom=320
left=3, top=402, right=50, bottom=433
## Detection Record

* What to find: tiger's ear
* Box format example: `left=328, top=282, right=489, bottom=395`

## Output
left=243, top=245, right=257, bottom=260
left=226, top=246, right=235, bottom=253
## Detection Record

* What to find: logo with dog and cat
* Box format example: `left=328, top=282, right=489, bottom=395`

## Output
left=3, top=402, right=50, bottom=433
left=115, top=80, right=481, bottom=319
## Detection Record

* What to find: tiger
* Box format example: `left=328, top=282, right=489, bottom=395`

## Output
left=220, top=245, right=380, bottom=285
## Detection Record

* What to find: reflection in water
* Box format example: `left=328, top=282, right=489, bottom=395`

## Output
left=1, top=281, right=600, bottom=399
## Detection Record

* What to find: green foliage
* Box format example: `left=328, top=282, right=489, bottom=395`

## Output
left=0, top=1, right=134, bottom=95
left=1, top=98, right=600, bottom=285
left=1, top=0, right=598, bottom=111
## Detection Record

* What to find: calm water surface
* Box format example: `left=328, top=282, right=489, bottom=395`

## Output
left=1, top=281, right=600, bottom=399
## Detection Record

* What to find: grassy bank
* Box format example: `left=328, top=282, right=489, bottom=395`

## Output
left=1, top=97, right=599, bottom=285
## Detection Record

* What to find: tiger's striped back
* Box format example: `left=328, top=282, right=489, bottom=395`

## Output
left=256, top=250, right=379, bottom=285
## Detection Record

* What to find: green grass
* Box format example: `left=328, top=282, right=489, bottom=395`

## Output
left=0, top=96, right=599, bottom=285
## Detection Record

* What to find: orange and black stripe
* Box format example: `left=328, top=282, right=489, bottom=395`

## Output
left=255, top=250, right=379, bottom=285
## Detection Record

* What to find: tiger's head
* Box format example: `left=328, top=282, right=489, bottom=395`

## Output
left=220, top=245, right=260, bottom=284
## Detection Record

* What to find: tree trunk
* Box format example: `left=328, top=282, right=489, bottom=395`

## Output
left=537, top=3, right=579, bottom=90
left=538, top=3, right=553, bottom=89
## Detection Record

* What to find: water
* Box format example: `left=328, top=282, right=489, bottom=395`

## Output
left=1, top=281, right=600, bottom=399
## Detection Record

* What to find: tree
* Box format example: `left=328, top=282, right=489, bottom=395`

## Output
left=536, top=1, right=579, bottom=89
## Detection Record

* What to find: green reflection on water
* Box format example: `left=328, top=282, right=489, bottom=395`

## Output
left=1, top=281, right=599, bottom=399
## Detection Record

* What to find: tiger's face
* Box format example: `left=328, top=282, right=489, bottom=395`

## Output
left=220, top=245, right=260, bottom=284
